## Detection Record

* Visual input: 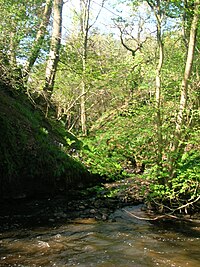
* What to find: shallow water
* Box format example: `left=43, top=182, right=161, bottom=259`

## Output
left=0, top=205, right=200, bottom=267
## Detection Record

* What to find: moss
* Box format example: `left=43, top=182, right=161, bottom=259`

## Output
left=0, top=83, right=93, bottom=199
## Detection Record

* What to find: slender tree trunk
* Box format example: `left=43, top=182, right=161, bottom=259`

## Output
left=176, top=0, right=199, bottom=137
left=181, top=0, right=189, bottom=49
left=8, top=19, right=18, bottom=68
left=9, top=30, right=17, bottom=67
left=170, top=0, right=199, bottom=176
left=147, top=0, right=164, bottom=168
left=44, top=0, right=63, bottom=96
left=80, top=0, right=91, bottom=136
left=80, top=79, right=87, bottom=135
left=155, top=4, right=164, bottom=167
left=23, top=0, right=52, bottom=78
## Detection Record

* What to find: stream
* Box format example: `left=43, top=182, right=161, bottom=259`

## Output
left=0, top=205, right=200, bottom=267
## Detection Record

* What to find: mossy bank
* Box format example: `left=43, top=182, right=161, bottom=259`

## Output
left=0, top=81, right=95, bottom=199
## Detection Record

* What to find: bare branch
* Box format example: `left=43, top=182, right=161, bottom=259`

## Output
left=89, top=0, right=106, bottom=30
left=122, top=208, right=179, bottom=221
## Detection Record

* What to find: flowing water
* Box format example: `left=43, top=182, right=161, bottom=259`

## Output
left=0, top=205, right=200, bottom=267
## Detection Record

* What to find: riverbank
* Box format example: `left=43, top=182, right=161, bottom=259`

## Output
left=0, top=176, right=200, bottom=231
left=0, top=177, right=149, bottom=230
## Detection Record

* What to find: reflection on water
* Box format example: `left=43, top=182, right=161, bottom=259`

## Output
left=0, top=206, right=200, bottom=267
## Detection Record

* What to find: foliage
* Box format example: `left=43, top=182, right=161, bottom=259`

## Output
left=80, top=102, right=155, bottom=180
left=49, top=34, right=133, bottom=132
left=0, top=0, right=46, bottom=60
left=147, top=150, right=200, bottom=212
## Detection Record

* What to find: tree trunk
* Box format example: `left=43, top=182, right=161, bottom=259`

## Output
left=155, top=3, right=164, bottom=167
left=176, top=0, right=199, bottom=137
left=8, top=19, right=18, bottom=68
left=147, top=0, right=164, bottom=169
left=170, top=0, right=199, bottom=176
left=23, top=0, right=52, bottom=78
left=80, top=0, right=91, bottom=136
left=9, top=30, right=17, bottom=67
left=44, top=0, right=63, bottom=96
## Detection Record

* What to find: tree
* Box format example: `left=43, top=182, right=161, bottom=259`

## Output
left=0, top=0, right=47, bottom=88
left=23, top=0, right=53, bottom=79
left=79, top=0, right=91, bottom=135
left=147, top=0, right=165, bottom=172
left=176, top=0, right=199, bottom=137
left=44, top=0, right=63, bottom=96
left=169, top=0, right=200, bottom=177
left=70, top=0, right=105, bottom=135
left=53, top=31, right=132, bottom=132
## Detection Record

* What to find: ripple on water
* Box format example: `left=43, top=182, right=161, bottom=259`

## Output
left=0, top=207, right=200, bottom=267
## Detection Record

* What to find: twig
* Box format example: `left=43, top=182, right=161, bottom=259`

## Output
left=174, top=195, right=200, bottom=212
left=152, top=194, right=200, bottom=214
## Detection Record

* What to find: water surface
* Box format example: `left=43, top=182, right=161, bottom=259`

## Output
left=0, top=206, right=199, bottom=266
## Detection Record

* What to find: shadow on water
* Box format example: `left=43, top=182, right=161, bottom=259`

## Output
left=152, top=218, right=200, bottom=237
left=0, top=199, right=200, bottom=267
left=149, top=220, right=200, bottom=264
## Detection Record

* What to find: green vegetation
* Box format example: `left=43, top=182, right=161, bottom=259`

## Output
left=0, top=82, right=93, bottom=198
left=80, top=102, right=200, bottom=213
left=81, top=103, right=153, bottom=180
left=0, top=0, right=199, bottom=214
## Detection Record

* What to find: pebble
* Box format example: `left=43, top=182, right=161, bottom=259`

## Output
left=102, top=214, right=108, bottom=220
left=0, top=177, right=148, bottom=230
left=90, top=209, right=96, bottom=214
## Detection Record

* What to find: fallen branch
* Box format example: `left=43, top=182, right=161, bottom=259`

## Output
left=123, top=195, right=200, bottom=222
left=122, top=208, right=178, bottom=221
